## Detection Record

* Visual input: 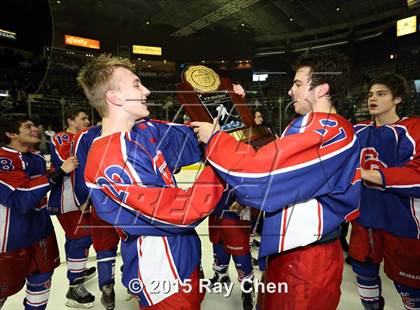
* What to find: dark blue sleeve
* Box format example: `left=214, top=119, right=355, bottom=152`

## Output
left=153, top=121, right=202, bottom=170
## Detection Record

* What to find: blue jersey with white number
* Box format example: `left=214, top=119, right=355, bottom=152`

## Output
left=83, top=119, right=225, bottom=306
left=205, top=112, right=361, bottom=268
left=0, top=147, right=53, bottom=252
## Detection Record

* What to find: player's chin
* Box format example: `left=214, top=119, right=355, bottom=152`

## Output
left=139, top=109, right=150, bottom=119
left=30, top=137, right=41, bottom=144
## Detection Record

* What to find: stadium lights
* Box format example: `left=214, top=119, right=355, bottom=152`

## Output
left=0, top=90, right=9, bottom=97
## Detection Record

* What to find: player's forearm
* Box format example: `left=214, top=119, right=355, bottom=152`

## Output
left=48, top=167, right=65, bottom=186
left=378, top=165, right=420, bottom=197
left=0, top=179, right=50, bottom=213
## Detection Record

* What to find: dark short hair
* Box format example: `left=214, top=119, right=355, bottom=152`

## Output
left=0, top=115, right=32, bottom=145
left=368, top=73, right=409, bottom=100
left=65, top=108, right=89, bottom=124
left=294, top=50, right=350, bottom=107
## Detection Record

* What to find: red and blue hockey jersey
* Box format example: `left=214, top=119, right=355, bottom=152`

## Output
left=355, top=117, right=420, bottom=239
left=72, top=126, right=102, bottom=208
left=48, top=131, right=78, bottom=214
left=0, top=146, right=54, bottom=252
left=83, top=119, right=225, bottom=306
left=205, top=112, right=361, bottom=267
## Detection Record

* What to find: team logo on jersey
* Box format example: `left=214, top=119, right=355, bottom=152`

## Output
left=360, top=147, right=387, bottom=190
left=360, top=147, right=387, bottom=170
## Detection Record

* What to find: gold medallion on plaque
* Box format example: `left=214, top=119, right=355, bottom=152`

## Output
left=183, top=65, right=221, bottom=92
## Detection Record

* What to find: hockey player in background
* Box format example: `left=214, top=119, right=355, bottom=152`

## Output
left=77, top=54, right=229, bottom=309
left=192, top=50, right=362, bottom=310
left=348, top=73, right=420, bottom=310
left=48, top=108, right=96, bottom=308
left=0, top=115, right=78, bottom=310
left=207, top=194, right=255, bottom=310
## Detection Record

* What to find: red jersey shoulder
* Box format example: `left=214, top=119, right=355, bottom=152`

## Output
left=397, top=117, right=420, bottom=133
left=305, top=114, right=355, bottom=159
left=52, top=131, right=74, bottom=146
left=333, top=114, right=356, bottom=134
left=74, top=127, right=90, bottom=143
left=87, top=134, right=124, bottom=167
left=0, top=147, right=25, bottom=171
left=52, top=131, right=75, bottom=159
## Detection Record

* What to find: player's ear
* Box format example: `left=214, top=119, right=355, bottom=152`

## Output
left=106, top=90, right=122, bottom=106
left=393, top=96, right=403, bottom=105
left=5, top=131, right=17, bottom=140
left=317, top=83, right=330, bottom=98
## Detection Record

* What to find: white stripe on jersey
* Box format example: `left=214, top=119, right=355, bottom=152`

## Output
left=0, top=205, right=10, bottom=253
left=61, top=176, right=78, bottom=213
left=120, top=133, right=143, bottom=186
left=299, top=113, right=310, bottom=133
left=395, top=124, right=417, bottom=160
left=137, top=236, right=180, bottom=305
left=278, top=198, right=323, bottom=253
left=208, top=135, right=357, bottom=179
left=410, top=198, right=420, bottom=239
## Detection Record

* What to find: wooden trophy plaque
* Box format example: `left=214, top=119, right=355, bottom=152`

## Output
left=176, top=65, right=274, bottom=149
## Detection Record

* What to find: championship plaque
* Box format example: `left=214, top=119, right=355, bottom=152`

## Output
left=176, top=65, right=274, bottom=149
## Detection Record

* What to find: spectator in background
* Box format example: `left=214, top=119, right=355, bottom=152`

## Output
left=44, top=125, right=55, bottom=140
left=254, top=110, right=264, bottom=125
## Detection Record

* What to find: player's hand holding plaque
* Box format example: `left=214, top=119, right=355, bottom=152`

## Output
left=176, top=65, right=274, bottom=149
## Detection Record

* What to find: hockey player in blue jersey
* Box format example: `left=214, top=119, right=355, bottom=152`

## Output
left=348, top=73, right=420, bottom=310
left=76, top=54, right=230, bottom=309
left=73, top=125, right=120, bottom=310
left=0, top=115, right=78, bottom=310
left=192, top=50, right=361, bottom=310
left=48, top=108, right=97, bottom=308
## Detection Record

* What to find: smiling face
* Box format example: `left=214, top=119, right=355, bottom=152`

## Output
left=368, top=83, right=401, bottom=118
left=288, top=66, right=317, bottom=115
left=112, top=67, right=151, bottom=120
left=8, top=120, right=40, bottom=149
left=68, top=111, right=91, bottom=133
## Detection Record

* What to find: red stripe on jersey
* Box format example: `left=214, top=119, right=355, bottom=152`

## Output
left=162, top=237, right=179, bottom=280
left=317, top=202, right=322, bottom=240
left=344, top=208, right=360, bottom=222
left=280, top=206, right=288, bottom=252
left=137, top=238, right=152, bottom=305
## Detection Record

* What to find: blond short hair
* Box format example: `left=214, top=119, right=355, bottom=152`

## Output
left=77, top=54, right=135, bottom=117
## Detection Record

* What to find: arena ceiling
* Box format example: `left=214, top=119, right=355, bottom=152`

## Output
left=49, top=0, right=420, bottom=58
left=1, top=0, right=419, bottom=61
